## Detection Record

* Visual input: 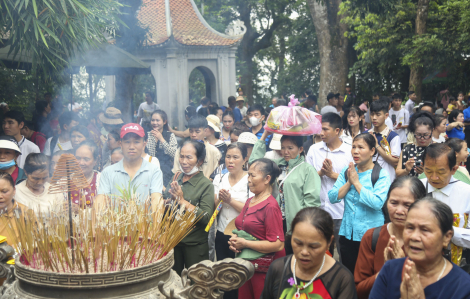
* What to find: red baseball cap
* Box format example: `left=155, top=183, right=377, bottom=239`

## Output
left=120, top=123, right=145, bottom=139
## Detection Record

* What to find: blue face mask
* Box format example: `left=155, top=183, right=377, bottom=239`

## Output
left=0, top=160, right=16, bottom=170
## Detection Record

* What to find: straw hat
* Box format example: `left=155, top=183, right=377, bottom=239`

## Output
left=224, top=218, right=237, bottom=236
left=206, top=115, right=221, bottom=133
left=238, top=132, right=258, bottom=145
left=269, top=134, right=282, bottom=150
left=236, top=96, right=245, bottom=102
left=100, top=107, right=124, bottom=125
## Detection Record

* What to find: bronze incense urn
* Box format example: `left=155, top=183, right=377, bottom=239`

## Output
left=0, top=248, right=253, bottom=299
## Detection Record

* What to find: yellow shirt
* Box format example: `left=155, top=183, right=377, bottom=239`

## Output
left=447, top=104, right=456, bottom=112
left=0, top=201, right=27, bottom=247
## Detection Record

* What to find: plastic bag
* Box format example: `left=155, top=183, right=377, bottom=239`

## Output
left=264, top=95, right=322, bottom=136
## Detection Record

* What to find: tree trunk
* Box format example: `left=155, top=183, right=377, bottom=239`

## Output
left=409, top=0, right=430, bottom=102
left=306, top=0, right=349, bottom=107
left=237, top=1, right=288, bottom=104
left=115, top=74, right=135, bottom=123
left=238, top=46, right=255, bottom=104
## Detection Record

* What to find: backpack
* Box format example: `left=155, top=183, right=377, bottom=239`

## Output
left=371, top=226, right=381, bottom=253
left=343, top=161, right=390, bottom=223
left=50, top=135, right=59, bottom=154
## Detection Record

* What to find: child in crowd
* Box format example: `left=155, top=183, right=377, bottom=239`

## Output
left=447, top=96, right=458, bottom=113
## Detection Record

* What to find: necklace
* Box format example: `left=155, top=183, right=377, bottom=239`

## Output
left=292, top=255, right=325, bottom=298
left=437, top=258, right=447, bottom=281
left=250, top=193, right=269, bottom=205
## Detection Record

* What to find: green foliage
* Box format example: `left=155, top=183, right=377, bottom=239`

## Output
left=192, top=0, right=318, bottom=105
left=342, top=0, right=470, bottom=100
left=189, top=69, right=206, bottom=103
left=258, top=2, right=320, bottom=100
left=0, top=0, right=123, bottom=76
left=0, top=66, right=60, bottom=118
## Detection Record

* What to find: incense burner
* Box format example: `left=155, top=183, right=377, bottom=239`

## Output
left=0, top=249, right=254, bottom=299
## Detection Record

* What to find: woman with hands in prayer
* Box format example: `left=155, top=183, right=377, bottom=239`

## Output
left=354, top=176, right=426, bottom=299
left=328, top=133, right=390, bottom=274
left=370, top=197, right=470, bottom=299
left=163, top=140, right=214, bottom=274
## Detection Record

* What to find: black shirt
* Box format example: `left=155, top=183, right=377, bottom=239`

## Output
left=261, top=255, right=358, bottom=299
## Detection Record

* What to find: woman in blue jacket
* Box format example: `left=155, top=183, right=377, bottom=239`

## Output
left=328, top=133, right=390, bottom=274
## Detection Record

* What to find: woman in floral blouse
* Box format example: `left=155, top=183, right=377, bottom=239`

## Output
left=146, top=110, right=178, bottom=187
left=261, top=207, right=357, bottom=299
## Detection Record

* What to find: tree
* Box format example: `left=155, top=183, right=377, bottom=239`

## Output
left=237, top=0, right=294, bottom=103
left=0, top=0, right=123, bottom=76
left=306, top=0, right=349, bottom=107
left=342, top=0, right=470, bottom=101
left=408, top=0, right=430, bottom=100
left=258, top=2, right=320, bottom=100
left=194, top=0, right=295, bottom=104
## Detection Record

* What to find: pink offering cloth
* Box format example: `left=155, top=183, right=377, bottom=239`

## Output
left=264, top=95, right=322, bottom=136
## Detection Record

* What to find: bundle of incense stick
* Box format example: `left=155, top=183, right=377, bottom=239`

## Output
left=1, top=195, right=203, bottom=274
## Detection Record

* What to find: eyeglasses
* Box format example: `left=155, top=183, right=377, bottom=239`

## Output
left=414, top=133, right=432, bottom=140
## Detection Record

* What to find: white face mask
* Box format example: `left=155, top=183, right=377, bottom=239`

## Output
left=249, top=117, right=261, bottom=127
left=179, top=164, right=199, bottom=175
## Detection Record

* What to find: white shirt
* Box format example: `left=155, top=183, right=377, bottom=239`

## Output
left=43, top=137, right=73, bottom=156
left=373, top=127, right=401, bottom=182
left=432, top=135, right=446, bottom=143
left=421, top=177, right=470, bottom=249
left=15, top=181, right=65, bottom=214
left=307, top=141, right=353, bottom=219
left=143, top=154, right=160, bottom=170
left=213, top=173, right=254, bottom=232
left=389, top=108, right=410, bottom=143
left=340, top=131, right=357, bottom=146
left=239, top=106, right=248, bottom=117
left=17, top=136, right=40, bottom=168
left=320, top=105, right=340, bottom=115
left=405, top=99, right=415, bottom=116
left=137, top=102, right=160, bottom=123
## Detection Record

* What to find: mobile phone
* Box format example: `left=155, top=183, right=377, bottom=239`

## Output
left=415, top=160, right=422, bottom=167
left=391, top=115, right=397, bottom=125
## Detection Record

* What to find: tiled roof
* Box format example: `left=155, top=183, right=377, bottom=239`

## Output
left=138, top=0, right=241, bottom=47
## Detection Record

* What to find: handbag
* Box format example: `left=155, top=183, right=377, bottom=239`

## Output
left=249, top=253, right=275, bottom=273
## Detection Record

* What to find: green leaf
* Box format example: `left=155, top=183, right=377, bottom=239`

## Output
left=60, top=0, right=68, bottom=16
left=32, top=0, right=38, bottom=17
left=24, top=15, right=32, bottom=33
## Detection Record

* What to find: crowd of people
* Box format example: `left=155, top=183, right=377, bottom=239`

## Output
left=0, top=86, right=470, bottom=299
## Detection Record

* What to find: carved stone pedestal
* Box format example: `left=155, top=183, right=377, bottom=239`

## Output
left=0, top=248, right=254, bottom=299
